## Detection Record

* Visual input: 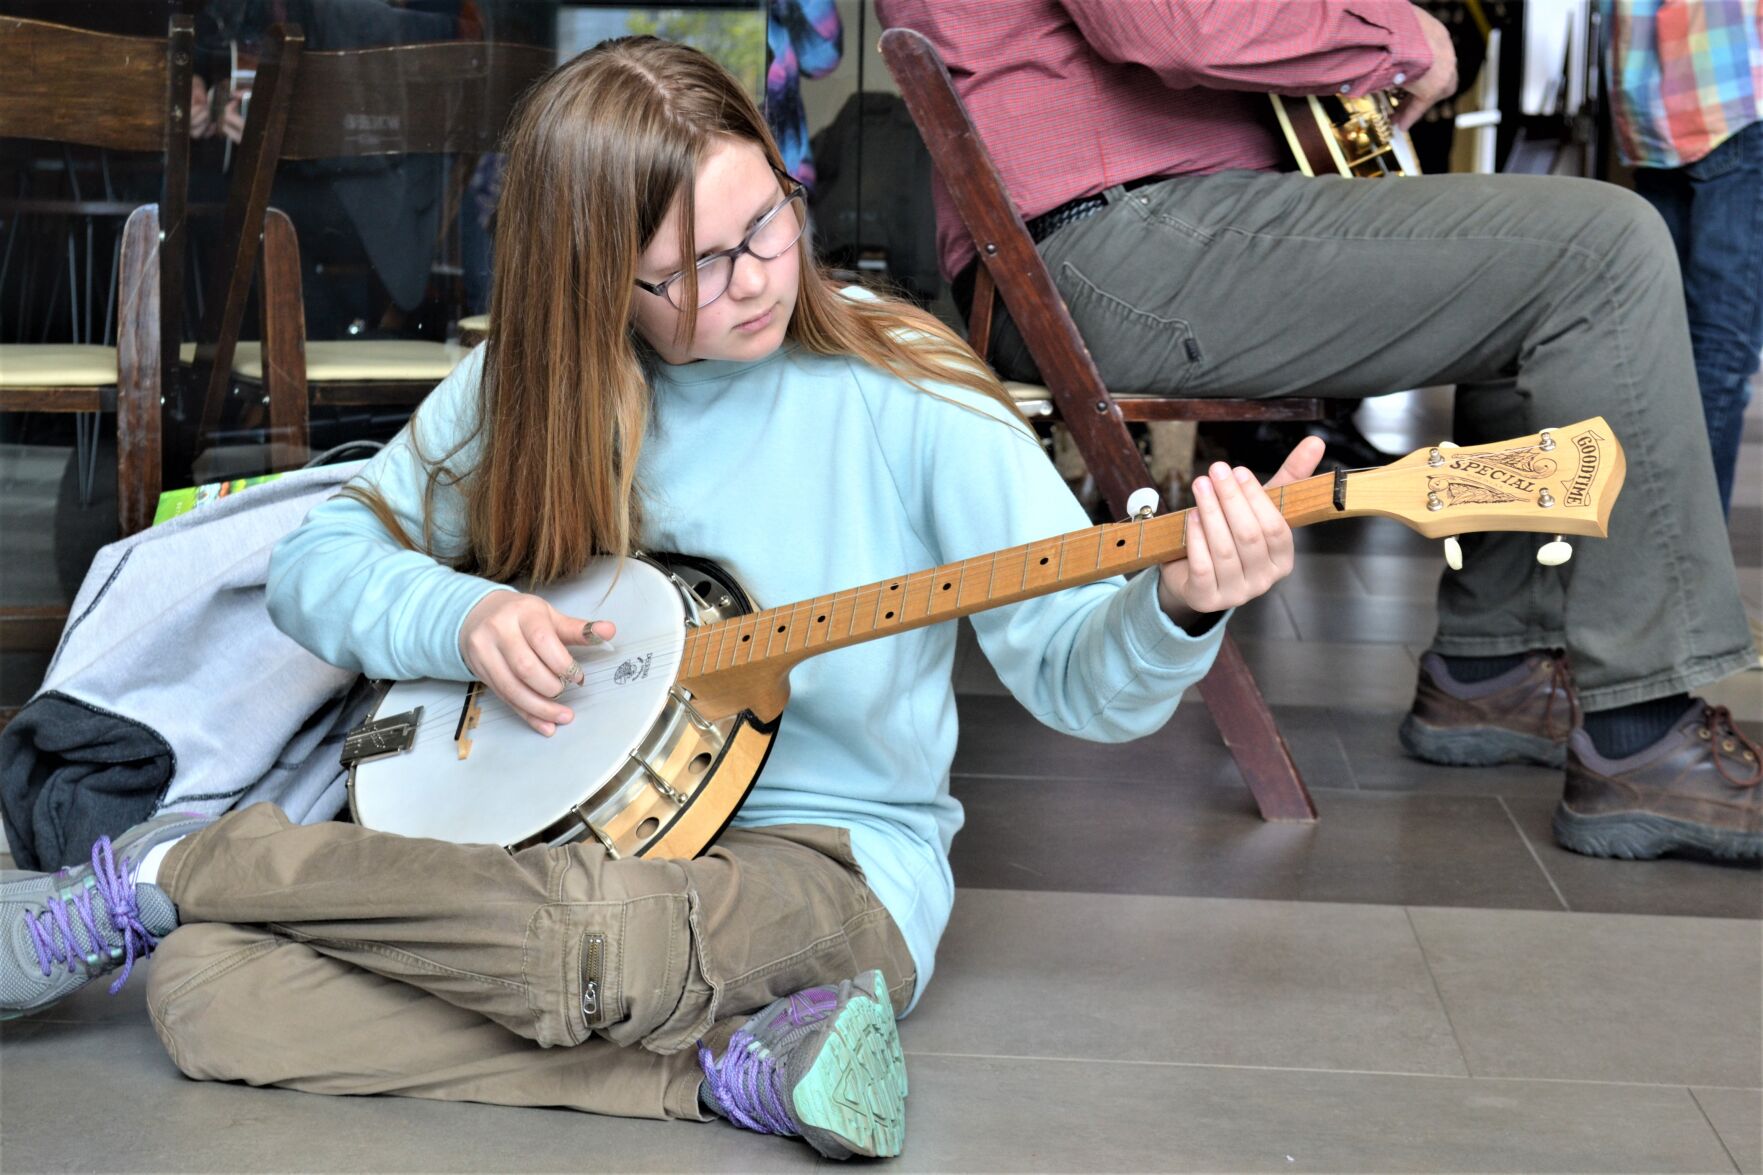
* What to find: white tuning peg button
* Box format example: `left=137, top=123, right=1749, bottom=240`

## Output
left=1537, top=536, right=1573, bottom=567
left=1443, top=536, right=1464, bottom=570
left=1126, top=487, right=1161, bottom=520
left=1438, top=441, right=1460, bottom=450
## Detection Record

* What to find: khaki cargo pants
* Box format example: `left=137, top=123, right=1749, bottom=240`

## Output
left=145, top=803, right=917, bottom=1120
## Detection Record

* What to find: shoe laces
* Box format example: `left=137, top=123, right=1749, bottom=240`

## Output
left=1538, top=651, right=1582, bottom=742
left=697, top=987, right=839, bottom=1137
left=23, top=836, right=159, bottom=994
left=1696, top=705, right=1763, bottom=788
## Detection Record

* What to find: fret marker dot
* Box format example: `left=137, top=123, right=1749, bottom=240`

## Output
left=741, top=634, right=751, bottom=642
left=941, top=582, right=952, bottom=591
left=1039, top=557, right=1049, bottom=565
left=776, top=624, right=787, bottom=633
left=817, top=614, right=826, bottom=623
left=885, top=611, right=895, bottom=619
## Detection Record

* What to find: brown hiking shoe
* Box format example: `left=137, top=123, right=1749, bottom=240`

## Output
left=1554, top=702, right=1763, bottom=860
left=1399, top=651, right=1580, bottom=767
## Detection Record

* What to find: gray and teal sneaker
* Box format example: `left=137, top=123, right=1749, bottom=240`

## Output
left=1, top=811, right=212, bottom=1020
left=698, top=969, right=907, bottom=1159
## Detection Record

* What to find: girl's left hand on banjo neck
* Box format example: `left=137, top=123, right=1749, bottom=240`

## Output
left=1157, top=436, right=1324, bottom=627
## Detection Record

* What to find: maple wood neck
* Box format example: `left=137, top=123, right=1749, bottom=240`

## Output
left=677, top=472, right=1345, bottom=683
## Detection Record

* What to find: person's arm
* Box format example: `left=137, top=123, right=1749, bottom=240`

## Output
left=866, top=366, right=1289, bottom=743
left=265, top=347, right=515, bottom=683
left=1058, top=0, right=1434, bottom=98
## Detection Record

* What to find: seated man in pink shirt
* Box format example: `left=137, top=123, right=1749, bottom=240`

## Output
left=879, top=0, right=1761, bottom=862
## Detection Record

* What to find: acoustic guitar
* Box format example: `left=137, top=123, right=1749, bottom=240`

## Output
left=1271, top=90, right=1421, bottom=177
left=343, top=418, right=1624, bottom=859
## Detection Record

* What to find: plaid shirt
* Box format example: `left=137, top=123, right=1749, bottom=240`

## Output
left=1608, top=0, right=1763, bottom=168
left=875, top=0, right=1433, bottom=279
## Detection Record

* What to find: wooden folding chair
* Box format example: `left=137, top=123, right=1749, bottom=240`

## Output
left=0, top=16, right=192, bottom=668
left=881, top=27, right=1318, bottom=821
left=195, top=26, right=552, bottom=466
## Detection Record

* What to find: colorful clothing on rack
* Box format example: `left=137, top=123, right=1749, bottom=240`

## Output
left=767, top=0, right=842, bottom=188
left=1608, top=0, right=1763, bottom=167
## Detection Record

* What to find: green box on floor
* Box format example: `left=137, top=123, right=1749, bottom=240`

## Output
left=152, top=473, right=289, bottom=525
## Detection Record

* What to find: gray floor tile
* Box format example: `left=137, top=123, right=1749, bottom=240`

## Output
left=1228, top=591, right=1300, bottom=640
left=0, top=1014, right=821, bottom=1173
left=1350, top=552, right=1448, bottom=601
left=950, top=777, right=1563, bottom=909
left=1234, top=638, right=1423, bottom=710
left=1272, top=552, right=1370, bottom=596
left=1407, top=906, right=1763, bottom=1087
left=1281, top=591, right=1439, bottom=645
left=892, top=1054, right=1737, bottom=1174
left=903, top=890, right=1467, bottom=1076
left=952, top=693, right=1354, bottom=790
left=1501, top=795, right=1762, bottom=919
left=1702, top=667, right=1763, bottom=724
left=1692, top=1086, right=1763, bottom=1175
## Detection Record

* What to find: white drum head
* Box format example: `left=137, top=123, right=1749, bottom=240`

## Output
left=351, top=556, right=687, bottom=847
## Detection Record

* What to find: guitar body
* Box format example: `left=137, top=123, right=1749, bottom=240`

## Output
left=1270, top=91, right=1421, bottom=178
left=346, top=553, right=778, bottom=860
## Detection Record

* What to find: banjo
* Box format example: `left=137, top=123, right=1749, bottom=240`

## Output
left=1270, top=89, right=1422, bottom=178
left=344, top=418, right=1625, bottom=860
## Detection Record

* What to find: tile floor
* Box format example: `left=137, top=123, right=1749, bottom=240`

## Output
left=1, top=388, right=1759, bottom=1172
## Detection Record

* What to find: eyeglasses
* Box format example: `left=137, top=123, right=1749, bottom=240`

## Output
left=634, top=185, right=807, bottom=311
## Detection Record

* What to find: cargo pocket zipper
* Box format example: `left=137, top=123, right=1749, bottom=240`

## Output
left=581, top=933, right=604, bottom=1021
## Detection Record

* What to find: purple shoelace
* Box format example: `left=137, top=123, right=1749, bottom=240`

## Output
left=698, top=986, right=840, bottom=1136
left=23, top=836, right=158, bottom=994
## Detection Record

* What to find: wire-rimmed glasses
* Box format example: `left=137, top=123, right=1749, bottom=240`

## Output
left=633, top=185, right=808, bottom=311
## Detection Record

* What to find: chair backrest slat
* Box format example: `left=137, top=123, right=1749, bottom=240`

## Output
left=0, top=17, right=185, bottom=153
left=278, top=42, right=553, bottom=159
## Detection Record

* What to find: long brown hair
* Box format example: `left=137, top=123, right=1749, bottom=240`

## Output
left=348, top=36, right=1017, bottom=586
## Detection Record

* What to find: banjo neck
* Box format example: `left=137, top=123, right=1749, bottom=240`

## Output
left=679, top=477, right=1336, bottom=716
left=676, top=416, right=1623, bottom=722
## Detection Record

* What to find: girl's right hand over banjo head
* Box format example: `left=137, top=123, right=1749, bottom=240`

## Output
left=460, top=591, right=616, bottom=736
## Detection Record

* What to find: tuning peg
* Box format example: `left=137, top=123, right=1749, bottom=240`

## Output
left=1443, top=536, right=1464, bottom=570
left=1125, top=487, right=1161, bottom=520
left=1439, top=441, right=1460, bottom=449
left=1537, top=535, right=1573, bottom=566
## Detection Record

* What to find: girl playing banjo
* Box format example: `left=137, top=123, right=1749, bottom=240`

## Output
left=0, top=37, right=1318, bottom=1159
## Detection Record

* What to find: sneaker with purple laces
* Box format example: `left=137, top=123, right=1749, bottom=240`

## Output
left=1, top=811, right=211, bottom=1019
left=698, top=969, right=907, bottom=1159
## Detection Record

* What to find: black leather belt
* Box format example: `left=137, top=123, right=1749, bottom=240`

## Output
left=1024, top=176, right=1169, bottom=244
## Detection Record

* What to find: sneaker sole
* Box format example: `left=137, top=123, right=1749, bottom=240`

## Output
left=1552, top=805, right=1763, bottom=861
left=791, top=975, right=907, bottom=1159
left=1399, top=715, right=1566, bottom=768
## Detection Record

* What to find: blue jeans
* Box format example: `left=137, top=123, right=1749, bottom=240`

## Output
left=1634, top=119, right=1763, bottom=518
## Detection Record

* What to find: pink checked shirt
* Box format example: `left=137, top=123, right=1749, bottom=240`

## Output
left=875, top=0, right=1433, bottom=279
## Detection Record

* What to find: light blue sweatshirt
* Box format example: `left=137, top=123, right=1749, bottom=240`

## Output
left=267, top=324, right=1230, bottom=1011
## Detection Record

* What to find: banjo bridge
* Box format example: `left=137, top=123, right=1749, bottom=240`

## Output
left=455, top=683, right=485, bottom=760
left=340, top=706, right=425, bottom=767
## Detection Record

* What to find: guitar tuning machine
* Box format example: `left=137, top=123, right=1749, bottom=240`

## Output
left=1537, top=535, right=1573, bottom=567
left=1538, top=428, right=1557, bottom=452
left=1428, top=440, right=1460, bottom=468
left=1125, top=487, right=1161, bottom=521
left=1443, top=536, right=1464, bottom=571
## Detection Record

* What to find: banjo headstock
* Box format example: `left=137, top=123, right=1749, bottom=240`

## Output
left=1344, top=417, right=1625, bottom=540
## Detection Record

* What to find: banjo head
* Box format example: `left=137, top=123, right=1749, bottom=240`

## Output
left=349, top=555, right=689, bottom=849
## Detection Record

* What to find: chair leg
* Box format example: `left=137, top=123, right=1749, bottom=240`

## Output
left=1197, top=632, right=1317, bottom=822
